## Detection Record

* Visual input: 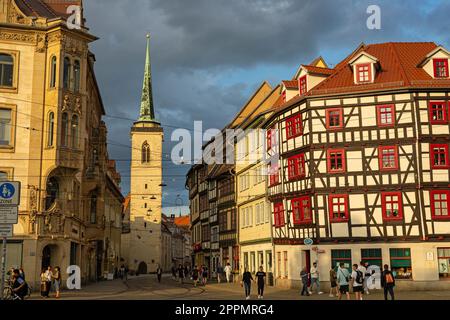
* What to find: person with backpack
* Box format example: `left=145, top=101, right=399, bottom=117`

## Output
left=300, top=266, right=310, bottom=296
left=336, top=263, right=350, bottom=300
left=381, top=264, right=395, bottom=300
left=351, top=264, right=364, bottom=300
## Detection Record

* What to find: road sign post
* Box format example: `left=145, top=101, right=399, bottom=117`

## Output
left=0, top=181, right=20, bottom=300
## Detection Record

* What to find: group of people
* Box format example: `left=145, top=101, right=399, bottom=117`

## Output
left=40, top=266, right=62, bottom=299
left=191, top=265, right=209, bottom=287
left=171, top=264, right=192, bottom=284
left=118, top=264, right=129, bottom=281
left=301, top=261, right=396, bottom=301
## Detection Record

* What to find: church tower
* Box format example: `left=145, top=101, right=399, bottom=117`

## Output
left=127, top=34, right=164, bottom=274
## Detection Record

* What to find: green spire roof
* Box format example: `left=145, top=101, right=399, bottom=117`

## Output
left=138, top=34, right=156, bottom=122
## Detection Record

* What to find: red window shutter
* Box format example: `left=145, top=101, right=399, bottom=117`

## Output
left=379, top=146, right=399, bottom=171
left=430, top=144, right=450, bottom=169
left=430, top=190, right=450, bottom=220
left=429, top=101, right=448, bottom=124
left=381, top=192, right=403, bottom=221
left=328, top=195, right=349, bottom=222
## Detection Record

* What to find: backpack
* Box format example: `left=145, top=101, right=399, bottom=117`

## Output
left=355, top=270, right=363, bottom=284
left=385, top=272, right=394, bottom=284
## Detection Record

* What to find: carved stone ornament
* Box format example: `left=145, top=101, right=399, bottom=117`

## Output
left=0, top=31, right=35, bottom=43
left=35, top=34, right=47, bottom=53
left=74, top=97, right=82, bottom=115
left=62, top=94, right=70, bottom=112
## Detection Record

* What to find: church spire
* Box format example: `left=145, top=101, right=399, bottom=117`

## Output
left=138, top=34, right=156, bottom=122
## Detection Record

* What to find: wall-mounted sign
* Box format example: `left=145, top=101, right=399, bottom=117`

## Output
left=0, top=182, right=21, bottom=206
left=0, top=224, right=13, bottom=237
left=0, top=206, right=18, bottom=224
left=304, top=238, right=313, bottom=246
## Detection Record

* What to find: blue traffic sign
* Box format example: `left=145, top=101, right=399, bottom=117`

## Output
left=0, top=183, right=15, bottom=199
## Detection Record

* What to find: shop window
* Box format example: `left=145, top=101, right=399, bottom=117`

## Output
left=431, top=144, right=449, bottom=169
left=299, top=75, right=307, bottom=95
left=273, top=202, right=285, bottom=228
left=287, top=154, right=305, bottom=180
left=331, top=249, right=352, bottom=272
left=433, top=59, right=449, bottom=78
left=329, top=195, right=349, bottom=222
left=382, top=192, right=403, bottom=221
left=438, top=248, right=450, bottom=278
left=379, top=146, right=399, bottom=171
left=430, top=190, right=450, bottom=220
left=356, top=63, right=371, bottom=83
left=429, top=102, right=448, bottom=124
left=286, top=114, right=302, bottom=139
left=0, top=53, right=13, bottom=87
left=326, top=108, right=344, bottom=130
left=292, top=196, right=312, bottom=225
left=361, top=248, right=382, bottom=268
left=389, top=248, right=412, bottom=279
left=377, top=105, right=395, bottom=127
left=327, top=149, right=346, bottom=173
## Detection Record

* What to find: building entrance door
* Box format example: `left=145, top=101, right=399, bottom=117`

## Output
left=302, top=250, right=311, bottom=287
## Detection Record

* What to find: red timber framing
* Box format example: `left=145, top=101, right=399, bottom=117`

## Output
left=271, top=92, right=426, bottom=244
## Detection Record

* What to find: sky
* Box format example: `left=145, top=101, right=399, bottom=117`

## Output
left=83, top=0, right=450, bottom=207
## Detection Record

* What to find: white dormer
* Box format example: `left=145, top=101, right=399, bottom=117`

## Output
left=418, top=46, right=450, bottom=79
left=348, top=51, right=379, bottom=84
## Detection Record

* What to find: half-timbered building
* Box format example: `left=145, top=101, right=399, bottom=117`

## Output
left=266, top=42, right=450, bottom=289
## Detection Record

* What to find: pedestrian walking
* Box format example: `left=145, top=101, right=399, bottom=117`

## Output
left=217, top=264, right=223, bottom=283
left=255, top=266, right=266, bottom=299
left=357, top=261, right=368, bottom=296
left=336, top=263, right=350, bottom=300
left=351, top=264, right=364, bottom=300
left=224, top=263, right=232, bottom=283
left=309, top=262, right=323, bottom=294
left=156, top=265, right=163, bottom=283
left=202, top=265, right=208, bottom=286
left=241, top=267, right=254, bottom=300
left=300, top=267, right=310, bottom=296
left=177, top=264, right=185, bottom=284
left=192, top=265, right=199, bottom=287
left=329, top=267, right=338, bottom=297
left=381, top=264, right=395, bottom=301
left=362, top=261, right=371, bottom=295
left=171, top=265, right=177, bottom=281
left=40, top=268, right=49, bottom=298
left=184, top=265, right=189, bottom=280
left=52, top=266, right=62, bottom=299
left=45, top=266, right=53, bottom=297
left=119, top=264, right=125, bottom=280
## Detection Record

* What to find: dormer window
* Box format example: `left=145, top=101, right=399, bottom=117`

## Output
left=433, top=59, right=449, bottom=78
left=356, top=63, right=371, bottom=83
left=299, top=76, right=307, bottom=95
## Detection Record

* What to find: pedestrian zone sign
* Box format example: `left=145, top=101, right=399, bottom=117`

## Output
left=0, top=182, right=20, bottom=206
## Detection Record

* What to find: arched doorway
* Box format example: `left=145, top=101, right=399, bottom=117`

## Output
left=42, top=245, right=52, bottom=270
left=137, top=262, right=147, bottom=275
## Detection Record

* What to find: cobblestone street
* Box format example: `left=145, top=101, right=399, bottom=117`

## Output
left=27, top=274, right=450, bottom=300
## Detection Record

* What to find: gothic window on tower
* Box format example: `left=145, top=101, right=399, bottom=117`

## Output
left=142, top=141, right=150, bottom=163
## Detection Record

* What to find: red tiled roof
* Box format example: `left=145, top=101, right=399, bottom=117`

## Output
left=309, top=42, right=439, bottom=95
left=13, top=0, right=80, bottom=18
left=174, top=216, right=190, bottom=227
left=301, top=65, right=334, bottom=76
left=282, top=80, right=299, bottom=89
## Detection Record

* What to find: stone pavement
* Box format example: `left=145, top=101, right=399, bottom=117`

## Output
left=27, top=274, right=450, bottom=300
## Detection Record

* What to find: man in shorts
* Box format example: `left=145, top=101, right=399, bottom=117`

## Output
left=336, top=263, right=350, bottom=300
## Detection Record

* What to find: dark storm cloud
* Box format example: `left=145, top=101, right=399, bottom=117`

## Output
left=83, top=0, right=450, bottom=202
